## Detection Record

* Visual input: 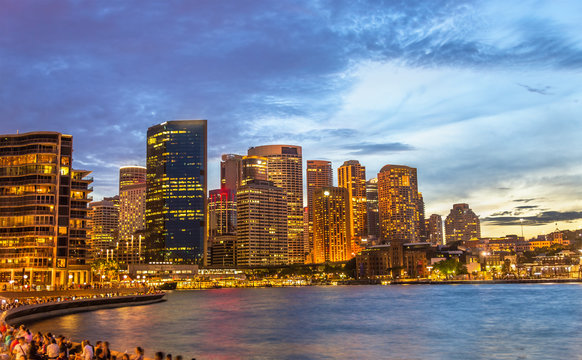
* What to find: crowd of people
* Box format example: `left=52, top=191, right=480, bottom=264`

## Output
left=0, top=322, right=176, bottom=360
left=0, top=291, right=176, bottom=360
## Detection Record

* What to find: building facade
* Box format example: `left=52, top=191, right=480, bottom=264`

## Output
left=247, top=145, right=303, bottom=264
left=220, top=154, right=243, bottom=191
left=427, top=214, right=444, bottom=245
left=236, top=179, right=288, bottom=267
left=312, top=187, right=351, bottom=263
left=241, top=155, right=268, bottom=186
left=146, top=120, right=207, bottom=264
left=377, top=165, right=420, bottom=243
left=119, top=166, right=146, bottom=192
left=366, top=178, right=380, bottom=240
left=445, top=203, right=481, bottom=244
left=0, top=131, right=92, bottom=288
left=88, top=196, right=119, bottom=261
left=338, top=160, right=367, bottom=245
left=306, top=160, right=333, bottom=259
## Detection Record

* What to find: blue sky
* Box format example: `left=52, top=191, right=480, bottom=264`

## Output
left=1, top=0, right=582, bottom=238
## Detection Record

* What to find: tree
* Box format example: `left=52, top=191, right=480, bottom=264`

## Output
left=432, top=258, right=467, bottom=279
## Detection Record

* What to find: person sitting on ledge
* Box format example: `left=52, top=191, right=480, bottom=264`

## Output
left=131, top=347, right=143, bottom=360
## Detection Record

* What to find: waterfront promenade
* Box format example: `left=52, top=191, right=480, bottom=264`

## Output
left=1, top=290, right=168, bottom=360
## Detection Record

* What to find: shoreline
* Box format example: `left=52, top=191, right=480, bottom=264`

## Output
left=1, top=292, right=166, bottom=325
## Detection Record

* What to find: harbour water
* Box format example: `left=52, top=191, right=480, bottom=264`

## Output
left=26, top=284, right=582, bottom=359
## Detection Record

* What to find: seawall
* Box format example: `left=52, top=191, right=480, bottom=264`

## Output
left=1, top=293, right=166, bottom=325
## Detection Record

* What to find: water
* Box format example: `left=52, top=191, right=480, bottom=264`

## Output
left=26, top=284, right=582, bottom=359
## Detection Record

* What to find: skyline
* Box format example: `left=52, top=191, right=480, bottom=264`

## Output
left=2, top=1, right=582, bottom=237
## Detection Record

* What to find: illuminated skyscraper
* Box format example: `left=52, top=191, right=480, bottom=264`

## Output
left=306, top=160, right=332, bottom=257
left=377, top=165, right=420, bottom=243
left=247, top=145, right=303, bottom=264
left=119, top=166, right=146, bottom=192
left=313, top=187, right=351, bottom=263
left=208, top=188, right=237, bottom=266
left=220, top=154, right=243, bottom=191
left=338, top=160, right=367, bottom=250
left=88, top=196, right=119, bottom=260
left=445, top=204, right=481, bottom=243
left=208, top=189, right=237, bottom=238
left=366, top=178, right=380, bottom=240
left=146, top=120, right=207, bottom=264
left=119, top=167, right=146, bottom=264
left=236, top=179, right=288, bottom=267
left=0, top=131, right=92, bottom=288
left=241, top=155, right=268, bottom=185
left=417, top=193, right=426, bottom=241
left=427, top=214, right=444, bottom=245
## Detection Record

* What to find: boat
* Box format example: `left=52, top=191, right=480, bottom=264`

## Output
left=157, top=282, right=177, bottom=290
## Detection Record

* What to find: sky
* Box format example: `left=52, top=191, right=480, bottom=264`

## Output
left=1, top=0, right=582, bottom=238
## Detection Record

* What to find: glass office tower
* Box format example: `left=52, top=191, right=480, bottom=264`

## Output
left=146, top=120, right=207, bottom=264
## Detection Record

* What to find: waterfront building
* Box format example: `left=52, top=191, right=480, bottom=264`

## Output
left=366, top=178, right=380, bottom=241
left=145, top=120, right=207, bottom=265
left=338, top=161, right=367, bottom=250
left=417, top=193, right=426, bottom=241
left=0, top=131, right=92, bottom=288
left=119, top=166, right=146, bottom=192
left=236, top=179, right=288, bottom=267
left=221, top=154, right=243, bottom=191
left=210, top=234, right=237, bottom=267
left=208, top=189, right=237, bottom=239
left=312, top=187, right=351, bottom=263
left=356, top=244, right=403, bottom=279
left=247, top=145, right=304, bottom=264
left=88, top=196, right=119, bottom=261
left=444, top=203, right=480, bottom=244
left=306, top=160, right=333, bottom=258
left=241, top=155, right=268, bottom=186
left=377, top=165, right=420, bottom=243
left=118, top=169, right=146, bottom=264
left=427, top=214, right=444, bottom=245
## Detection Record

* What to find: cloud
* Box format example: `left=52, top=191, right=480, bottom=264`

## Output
left=0, top=0, right=581, bottom=237
left=518, top=83, right=553, bottom=95
left=344, top=142, right=415, bottom=155
left=482, top=211, right=582, bottom=226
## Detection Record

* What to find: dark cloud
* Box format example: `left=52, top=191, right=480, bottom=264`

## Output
left=518, top=83, right=553, bottom=95
left=345, top=142, right=415, bottom=155
left=515, top=205, right=539, bottom=209
left=514, top=198, right=538, bottom=203
left=483, top=211, right=582, bottom=226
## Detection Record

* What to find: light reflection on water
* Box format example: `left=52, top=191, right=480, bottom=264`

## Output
left=26, top=284, right=582, bottom=359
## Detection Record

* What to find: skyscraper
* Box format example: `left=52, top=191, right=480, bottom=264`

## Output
left=241, top=155, right=268, bottom=185
left=313, top=187, right=351, bottom=263
left=220, top=154, right=243, bottom=191
left=88, top=196, right=119, bottom=261
left=119, top=166, right=146, bottom=192
left=236, top=179, right=288, bottom=267
left=445, top=204, right=481, bottom=243
left=146, top=120, right=207, bottom=264
left=417, top=193, right=426, bottom=241
left=0, top=131, right=92, bottom=288
left=377, top=165, right=420, bottom=243
left=119, top=167, right=146, bottom=264
left=247, top=145, right=303, bottom=264
left=306, top=160, right=333, bottom=258
left=208, top=188, right=237, bottom=239
left=427, top=214, right=444, bottom=245
left=338, top=160, right=367, bottom=249
left=366, top=178, right=380, bottom=240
